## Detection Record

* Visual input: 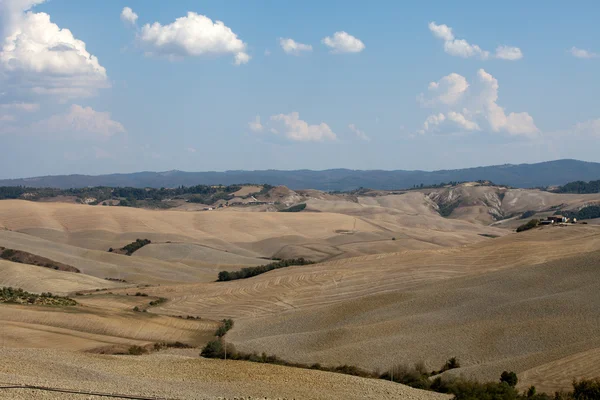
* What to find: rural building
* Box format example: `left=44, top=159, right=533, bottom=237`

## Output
left=547, top=216, right=568, bottom=223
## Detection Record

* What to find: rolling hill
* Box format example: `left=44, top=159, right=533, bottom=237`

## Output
left=1, top=159, right=600, bottom=191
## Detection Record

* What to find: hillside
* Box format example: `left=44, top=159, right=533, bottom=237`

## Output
left=0, top=190, right=599, bottom=396
left=139, top=225, right=600, bottom=393
left=0, top=348, right=448, bottom=400
left=2, top=159, right=600, bottom=190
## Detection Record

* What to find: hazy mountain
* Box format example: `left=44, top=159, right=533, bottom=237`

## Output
left=2, top=159, right=600, bottom=191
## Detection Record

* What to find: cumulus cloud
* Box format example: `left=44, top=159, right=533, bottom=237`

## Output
left=248, top=115, right=263, bottom=132
left=186, top=147, right=197, bottom=153
left=0, top=0, right=109, bottom=99
left=348, top=124, right=370, bottom=141
left=418, top=69, right=537, bottom=136
left=138, top=11, right=250, bottom=64
left=253, top=112, right=336, bottom=142
left=270, top=112, right=336, bottom=141
left=570, top=47, right=598, bottom=59
left=495, top=45, right=523, bottom=60
left=279, top=38, right=312, bottom=55
left=447, top=111, right=480, bottom=131
left=420, top=73, right=469, bottom=106
left=428, top=22, right=522, bottom=61
left=121, top=7, right=138, bottom=25
left=322, top=31, right=365, bottom=54
left=33, top=104, right=125, bottom=138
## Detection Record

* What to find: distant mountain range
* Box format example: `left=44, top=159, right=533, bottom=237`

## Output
left=2, top=159, right=600, bottom=191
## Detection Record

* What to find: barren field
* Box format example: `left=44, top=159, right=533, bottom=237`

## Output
left=0, top=192, right=599, bottom=397
left=0, top=348, right=449, bottom=400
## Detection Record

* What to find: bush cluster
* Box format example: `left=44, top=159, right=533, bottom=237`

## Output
left=215, top=319, right=234, bottom=337
left=217, top=258, right=315, bottom=282
left=517, top=219, right=540, bottom=232
left=120, top=239, right=151, bottom=255
left=279, top=203, right=307, bottom=212
left=560, top=205, right=600, bottom=221
left=0, top=287, right=77, bottom=306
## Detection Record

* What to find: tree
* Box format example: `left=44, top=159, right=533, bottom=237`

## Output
left=500, top=371, right=518, bottom=387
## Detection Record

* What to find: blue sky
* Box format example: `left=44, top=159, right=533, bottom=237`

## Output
left=0, top=0, right=599, bottom=179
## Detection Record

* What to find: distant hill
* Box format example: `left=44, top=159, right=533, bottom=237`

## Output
left=2, top=159, right=600, bottom=191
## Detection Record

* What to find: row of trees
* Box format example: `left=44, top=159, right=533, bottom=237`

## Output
left=0, top=184, right=247, bottom=204
left=217, top=258, right=315, bottom=281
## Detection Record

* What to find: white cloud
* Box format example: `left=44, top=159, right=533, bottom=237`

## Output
left=447, top=111, right=480, bottom=131
left=34, top=104, right=125, bottom=138
left=418, top=69, right=537, bottom=136
left=0, top=0, right=109, bottom=99
left=570, top=47, right=598, bottom=59
left=121, top=7, right=138, bottom=25
left=322, top=31, right=365, bottom=54
left=138, top=11, right=250, bottom=65
left=0, top=102, right=39, bottom=112
left=348, top=123, right=370, bottom=141
left=186, top=147, right=197, bottom=153
left=421, top=73, right=469, bottom=106
left=264, top=49, right=271, bottom=56
left=495, top=45, right=523, bottom=60
left=476, top=69, right=537, bottom=136
left=248, top=115, right=263, bottom=132
left=279, top=38, right=312, bottom=55
left=419, top=113, right=446, bottom=134
left=428, top=22, right=489, bottom=59
left=428, top=22, right=522, bottom=61
left=269, top=112, right=336, bottom=142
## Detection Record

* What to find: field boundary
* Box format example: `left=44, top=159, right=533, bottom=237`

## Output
left=0, top=383, right=180, bottom=400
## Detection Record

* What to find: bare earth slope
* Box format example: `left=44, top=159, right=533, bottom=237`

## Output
left=1, top=196, right=600, bottom=396
left=0, top=349, right=449, bottom=400
left=0, top=199, right=506, bottom=271
left=135, top=225, right=600, bottom=393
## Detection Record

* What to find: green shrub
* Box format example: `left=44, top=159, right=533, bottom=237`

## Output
left=572, top=378, right=600, bottom=399
left=121, top=239, right=151, bottom=255
left=128, top=345, right=148, bottom=355
left=217, top=258, right=315, bottom=281
left=500, top=371, right=518, bottom=387
left=215, top=319, right=234, bottom=337
left=279, top=203, right=307, bottom=212
left=517, top=219, right=540, bottom=232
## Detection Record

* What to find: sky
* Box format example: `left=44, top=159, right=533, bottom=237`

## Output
left=0, top=0, right=599, bottom=179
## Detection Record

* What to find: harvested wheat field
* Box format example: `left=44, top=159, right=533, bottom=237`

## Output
left=0, top=194, right=600, bottom=397
left=0, top=348, right=449, bottom=400
left=0, top=199, right=506, bottom=265
left=128, top=225, right=600, bottom=393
